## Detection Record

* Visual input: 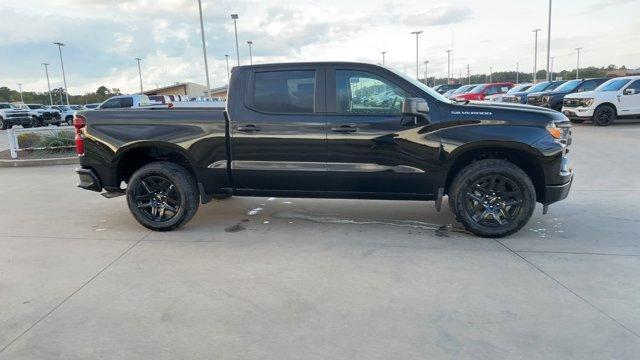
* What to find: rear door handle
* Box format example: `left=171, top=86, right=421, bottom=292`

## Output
left=236, top=124, right=261, bottom=132
left=331, top=125, right=357, bottom=133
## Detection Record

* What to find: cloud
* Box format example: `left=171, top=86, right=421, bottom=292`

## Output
left=402, top=4, right=473, bottom=26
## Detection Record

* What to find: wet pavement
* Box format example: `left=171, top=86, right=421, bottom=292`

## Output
left=1, top=122, right=639, bottom=359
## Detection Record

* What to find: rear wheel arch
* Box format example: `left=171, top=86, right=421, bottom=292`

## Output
left=444, top=144, right=545, bottom=202
left=114, top=144, right=198, bottom=185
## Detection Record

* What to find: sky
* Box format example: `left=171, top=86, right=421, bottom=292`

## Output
left=1, top=0, right=639, bottom=95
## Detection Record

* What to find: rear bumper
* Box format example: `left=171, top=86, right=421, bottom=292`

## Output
left=76, top=167, right=102, bottom=192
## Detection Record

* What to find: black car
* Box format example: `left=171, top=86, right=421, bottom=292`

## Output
left=432, top=83, right=462, bottom=95
left=75, top=62, right=573, bottom=238
left=527, top=78, right=608, bottom=111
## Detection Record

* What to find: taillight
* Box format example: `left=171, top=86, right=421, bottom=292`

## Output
left=73, top=115, right=86, bottom=156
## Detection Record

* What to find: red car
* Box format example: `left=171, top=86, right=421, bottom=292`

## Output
left=452, top=82, right=514, bottom=101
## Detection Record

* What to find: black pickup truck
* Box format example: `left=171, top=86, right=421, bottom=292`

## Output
left=74, top=62, right=573, bottom=238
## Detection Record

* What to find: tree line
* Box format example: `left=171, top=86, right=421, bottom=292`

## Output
left=0, top=86, right=122, bottom=105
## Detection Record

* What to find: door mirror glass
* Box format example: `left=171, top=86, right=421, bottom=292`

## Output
left=402, top=98, right=429, bottom=116
left=624, top=88, right=636, bottom=95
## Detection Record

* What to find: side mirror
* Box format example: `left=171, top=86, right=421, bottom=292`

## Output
left=402, top=98, right=429, bottom=116
left=624, top=88, right=636, bottom=95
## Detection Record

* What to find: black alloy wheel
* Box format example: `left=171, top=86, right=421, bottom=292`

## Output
left=0, top=118, right=6, bottom=130
left=463, top=175, right=523, bottom=227
left=126, top=162, right=199, bottom=231
left=593, top=105, right=615, bottom=126
left=448, top=159, right=536, bottom=238
left=133, top=175, right=181, bottom=223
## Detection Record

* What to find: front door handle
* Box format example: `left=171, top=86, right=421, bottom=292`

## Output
left=236, top=124, right=261, bottom=132
left=331, top=125, right=357, bottom=133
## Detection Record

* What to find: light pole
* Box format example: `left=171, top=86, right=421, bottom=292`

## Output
left=489, top=66, right=493, bottom=83
left=53, top=42, right=70, bottom=105
left=545, top=0, right=553, bottom=81
left=423, top=60, right=429, bottom=85
left=575, top=47, right=582, bottom=79
left=231, top=14, right=240, bottom=66
left=247, top=41, right=253, bottom=65
left=225, top=54, right=230, bottom=84
left=381, top=51, right=386, bottom=65
left=410, top=31, right=422, bottom=79
left=516, top=62, right=519, bottom=84
left=445, top=49, right=452, bottom=84
left=197, top=0, right=211, bottom=98
left=42, top=63, right=53, bottom=105
left=550, top=56, right=555, bottom=80
left=17, top=83, right=24, bottom=103
left=467, top=64, right=470, bottom=85
left=532, top=29, right=541, bottom=83
left=135, top=58, right=144, bottom=93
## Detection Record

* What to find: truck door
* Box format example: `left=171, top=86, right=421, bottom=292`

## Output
left=619, top=80, right=640, bottom=115
left=325, top=68, right=439, bottom=196
left=229, top=67, right=328, bottom=191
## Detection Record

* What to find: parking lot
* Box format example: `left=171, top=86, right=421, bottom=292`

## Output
left=1, top=122, right=639, bottom=359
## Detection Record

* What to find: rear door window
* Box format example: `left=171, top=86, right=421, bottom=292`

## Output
left=252, top=70, right=316, bottom=113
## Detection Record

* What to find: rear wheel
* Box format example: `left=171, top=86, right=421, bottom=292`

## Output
left=126, top=162, right=199, bottom=231
left=448, top=159, right=536, bottom=238
left=593, top=105, right=615, bottom=126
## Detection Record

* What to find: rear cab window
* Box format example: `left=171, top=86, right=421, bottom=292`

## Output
left=251, top=70, right=316, bottom=114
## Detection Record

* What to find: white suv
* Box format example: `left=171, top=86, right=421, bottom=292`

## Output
left=562, top=76, right=640, bottom=126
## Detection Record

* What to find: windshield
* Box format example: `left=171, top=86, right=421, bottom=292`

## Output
left=452, top=85, right=473, bottom=94
left=525, top=82, right=551, bottom=93
left=388, top=67, right=452, bottom=103
left=553, top=80, right=581, bottom=93
left=596, top=78, right=631, bottom=91
left=507, top=84, right=530, bottom=94
left=467, top=85, right=485, bottom=93
left=0, top=104, right=15, bottom=109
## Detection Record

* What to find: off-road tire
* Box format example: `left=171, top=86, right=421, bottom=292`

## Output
left=0, top=118, right=6, bottom=130
left=448, top=159, right=536, bottom=238
left=126, top=162, right=199, bottom=231
left=66, top=116, right=73, bottom=125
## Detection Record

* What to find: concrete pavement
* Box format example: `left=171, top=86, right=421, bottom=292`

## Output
left=0, top=122, right=639, bottom=359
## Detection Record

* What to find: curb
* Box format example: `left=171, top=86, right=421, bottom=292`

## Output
left=0, top=157, right=78, bottom=167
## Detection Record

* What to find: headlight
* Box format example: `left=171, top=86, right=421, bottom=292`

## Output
left=579, top=98, right=594, bottom=107
left=542, top=96, right=551, bottom=104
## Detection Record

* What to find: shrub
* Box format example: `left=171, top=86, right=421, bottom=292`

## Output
left=17, top=133, right=42, bottom=149
left=17, top=130, right=75, bottom=152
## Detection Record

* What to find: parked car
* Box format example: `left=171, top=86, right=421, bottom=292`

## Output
left=527, top=78, right=608, bottom=111
left=503, top=81, right=565, bottom=104
left=51, top=105, right=77, bottom=125
left=432, top=83, right=462, bottom=95
left=562, top=76, right=640, bottom=126
left=0, top=103, right=31, bottom=129
left=75, top=62, right=573, bottom=238
left=21, top=104, right=62, bottom=127
left=487, top=83, right=533, bottom=102
left=451, top=82, right=514, bottom=101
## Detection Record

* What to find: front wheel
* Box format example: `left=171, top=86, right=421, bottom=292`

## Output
left=65, top=116, right=73, bottom=125
left=126, top=162, right=199, bottom=231
left=593, top=105, right=616, bottom=126
left=448, top=159, right=536, bottom=238
left=0, top=118, right=6, bottom=130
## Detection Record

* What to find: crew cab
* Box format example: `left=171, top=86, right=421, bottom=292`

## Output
left=74, top=62, right=573, bottom=238
left=527, top=78, right=608, bottom=111
left=21, top=104, right=62, bottom=127
left=503, top=80, right=565, bottom=104
left=0, top=103, right=32, bottom=129
left=562, top=76, right=640, bottom=126
left=452, top=82, right=514, bottom=101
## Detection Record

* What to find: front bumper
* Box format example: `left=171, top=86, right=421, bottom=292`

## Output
left=5, top=116, right=31, bottom=126
left=562, top=107, right=594, bottom=120
left=544, top=174, right=573, bottom=204
left=76, top=167, right=102, bottom=192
